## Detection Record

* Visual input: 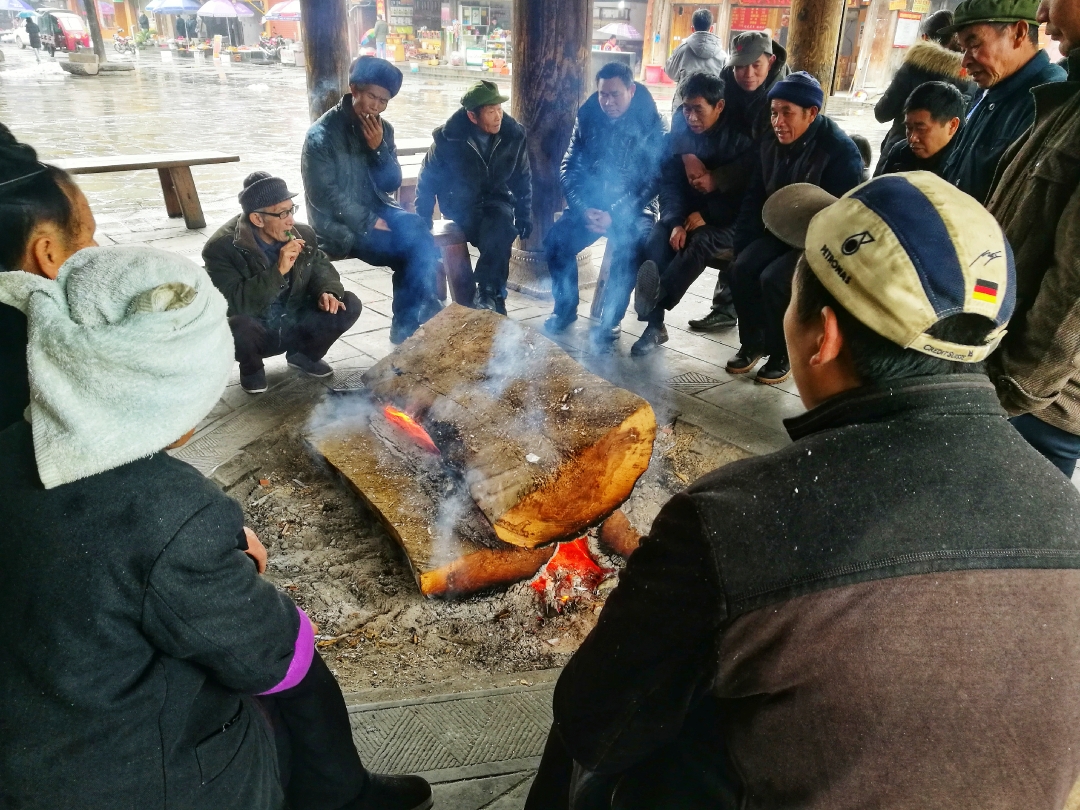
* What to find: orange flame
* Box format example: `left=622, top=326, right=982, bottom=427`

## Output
left=531, top=537, right=610, bottom=607
left=383, top=405, right=439, bottom=454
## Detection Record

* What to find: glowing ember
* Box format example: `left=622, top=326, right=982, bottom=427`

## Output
left=382, top=405, right=439, bottom=454
left=531, top=537, right=611, bottom=611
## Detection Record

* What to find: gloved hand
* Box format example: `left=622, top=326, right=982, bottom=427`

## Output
left=517, top=220, right=533, bottom=240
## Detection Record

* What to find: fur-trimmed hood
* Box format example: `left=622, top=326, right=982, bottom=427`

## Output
left=903, top=39, right=963, bottom=79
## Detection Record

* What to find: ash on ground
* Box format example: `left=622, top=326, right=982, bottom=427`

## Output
left=219, top=414, right=749, bottom=693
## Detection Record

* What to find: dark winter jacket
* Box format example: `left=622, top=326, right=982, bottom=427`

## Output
left=941, top=49, right=1066, bottom=202
left=875, top=129, right=958, bottom=176
left=719, top=41, right=790, bottom=143
left=666, top=31, right=729, bottom=109
left=414, top=108, right=532, bottom=227
left=202, top=216, right=345, bottom=320
left=24, top=19, right=40, bottom=49
left=302, top=94, right=403, bottom=259
left=560, top=83, right=666, bottom=221
left=547, top=375, right=1080, bottom=808
left=734, top=114, right=864, bottom=252
left=0, top=420, right=304, bottom=810
left=873, top=40, right=975, bottom=171
left=987, top=53, right=1080, bottom=437
left=658, top=114, right=755, bottom=229
left=0, top=303, right=28, bottom=432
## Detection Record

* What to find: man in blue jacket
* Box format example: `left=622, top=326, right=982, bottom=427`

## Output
left=939, top=0, right=1066, bottom=202
left=302, top=56, right=441, bottom=344
left=727, top=71, right=863, bottom=384
left=543, top=61, right=665, bottom=345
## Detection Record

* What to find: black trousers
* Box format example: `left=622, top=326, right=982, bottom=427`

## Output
left=729, top=234, right=800, bottom=357
left=352, top=207, right=440, bottom=329
left=456, top=203, right=519, bottom=298
left=229, top=291, right=361, bottom=376
left=258, top=653, right=368, bottom=810
left=640, top=222, right=735, bottom=325
left=544, top=209, right=654, bottom=329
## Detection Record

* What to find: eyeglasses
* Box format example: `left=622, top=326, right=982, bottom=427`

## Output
left=256, top=204, right=300, bottom=220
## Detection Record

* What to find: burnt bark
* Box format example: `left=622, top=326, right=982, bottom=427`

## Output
left=299, top=0, right=351, bottom=122
left=510, top=0, right=590, bottom=247
left=80, top=0, right=107, bottom=61
left=787, top=0, right=846, bottom=98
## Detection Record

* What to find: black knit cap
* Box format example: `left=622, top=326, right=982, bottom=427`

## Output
left=349, top=55, right=403, bottom=97
left=238, top=171, right=297, bottom=215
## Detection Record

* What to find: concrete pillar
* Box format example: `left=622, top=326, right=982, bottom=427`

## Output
left=507, top=0, right=591, bottom=295
left=299, top=0, right=351, bottom=122
left=787, top=0, right=846, bottom=97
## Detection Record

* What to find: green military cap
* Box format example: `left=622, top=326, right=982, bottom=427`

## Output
left=461, top=80, right=509, bottom=110
left=941, top=0, right=1039, bottom=36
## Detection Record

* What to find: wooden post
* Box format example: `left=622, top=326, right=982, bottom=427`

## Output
left=80, top=0, right=108, bottom=62
left=787, top=0, right=846, bottom=97
left=299, top=0, right=351, bottom=122
left=507, top=0, right=590, bottom=295
left=640, top=0, right=656, bottom=77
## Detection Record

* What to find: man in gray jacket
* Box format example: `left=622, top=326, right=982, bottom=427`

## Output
left=665, top=9, right=729, bottom=109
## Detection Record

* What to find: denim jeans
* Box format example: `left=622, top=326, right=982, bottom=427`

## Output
left=1010, top=414, right=1080, bottom=478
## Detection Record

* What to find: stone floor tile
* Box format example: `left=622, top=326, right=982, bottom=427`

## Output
left=694, top=376, right=806, bottom=433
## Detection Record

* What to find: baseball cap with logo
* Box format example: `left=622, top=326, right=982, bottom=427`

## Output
left=763, top=171, right=1015, bottom=363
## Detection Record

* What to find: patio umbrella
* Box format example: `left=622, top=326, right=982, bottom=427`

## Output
left=262, top=0, right=299, bottom=21
left=146, top=0, right=201, bottom=13
left=0, top=0, right=33, bottom=11
left=595, top=22, right=643, bottom=40
left=196, top=0, right=253, bottom=17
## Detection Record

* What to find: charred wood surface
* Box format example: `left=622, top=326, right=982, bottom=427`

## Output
left=361, top=305, right=656, bottom=550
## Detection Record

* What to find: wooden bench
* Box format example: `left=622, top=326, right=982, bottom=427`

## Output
left=395, top=137, right=433, bottom=158
left=52, top=152, right=240, bottom=231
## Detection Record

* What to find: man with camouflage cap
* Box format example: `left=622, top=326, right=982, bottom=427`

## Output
left=525, top=171, right=1080, bottom=810
left=415, top=80, right=532, bottom=314
left=939, top=0, right=1065, bottom=201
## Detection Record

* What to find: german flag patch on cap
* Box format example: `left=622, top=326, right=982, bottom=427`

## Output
left=973, top=278, right=999, bottom=303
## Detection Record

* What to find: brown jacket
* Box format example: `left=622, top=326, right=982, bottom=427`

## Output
left=987, top=61, right=1080, bottom=435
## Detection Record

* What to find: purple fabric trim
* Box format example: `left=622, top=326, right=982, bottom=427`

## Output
left=258, top=606, right=315, bottom=695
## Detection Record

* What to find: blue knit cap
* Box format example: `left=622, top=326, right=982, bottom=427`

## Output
left=767, top=71, right=824, bottom=110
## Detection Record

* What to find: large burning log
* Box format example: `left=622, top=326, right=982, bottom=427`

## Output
left=309, top=305, right=656, bottom=598
left=362, top=305, right=656, bottom=549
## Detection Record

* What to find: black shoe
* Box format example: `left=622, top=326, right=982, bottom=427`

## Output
left=591, top=323, right=621, bottom=343
left=688, top=305, right=737, bottom=332
left=342, top=773, right=433, bottom=810
left=474, top=288, right=506, bottom=315
left=417, top=296, right=443, bottom=324
left=755, top=354, right=791, bottom=385
left=390, top=319, right=418, bottom=345
left=240, top=368, right=268, bottom=394
left=634, top=260, right=661, bottom=319
left=544, top=312, right=577, bottom=334
left=726, top=346, right=765, bottom=374
left=631, top=323, right=669, bottom=356
left=286, top=352, right=333, bottom=378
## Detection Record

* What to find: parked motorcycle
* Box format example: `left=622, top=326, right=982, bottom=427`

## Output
left=113, top=27, right=135, bottom=54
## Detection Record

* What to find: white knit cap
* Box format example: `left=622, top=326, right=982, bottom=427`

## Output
left=0, top=246, right=233, bottom=489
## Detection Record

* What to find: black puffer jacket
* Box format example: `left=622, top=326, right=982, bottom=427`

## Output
left=414, top=108, right=532, bottom=226
left=873, top=40, right=976, bottom=171
left=659, top=114, right=756, bottom=229
left=720, top=41, right=790, bottom=143
left=734, top=114, right=864, bottom=252
left=560, top=83, right=666, bottom=220
left=302, top=94, right=403, bottom=258
left=202, top=216, right=345, bottom=320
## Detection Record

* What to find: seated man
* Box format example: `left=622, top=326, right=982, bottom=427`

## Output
left=688, top=31, right=789, bottom=333
left=415, top=79, right=532, bottom=314
left=727, top=71, right=863, bottom=384
left=0, top=246, right=431, bottom=810
left=631, top=72, right=754, bottom=356
left=543, top=60, right=665, bottom=345
left=302, top=55, right=440, bottom=344
left=876, top=81, right=965, bottom=176
left=203, top=172, right=361, bottom=395
left=525, top=173, right=1080, bottom=810
left=939, top=0, right=1065, bottom=202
